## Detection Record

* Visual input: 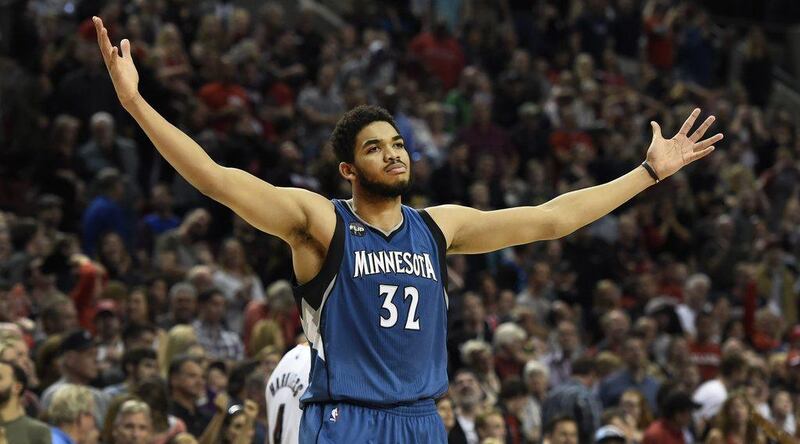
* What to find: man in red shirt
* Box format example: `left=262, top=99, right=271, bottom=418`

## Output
left=688, top=310, right=720, bottom=381
left=197, top=57, right=250, bottom=132
left=643, top=391, right=699, bottom=444
left=408, top=22, right=465, bottom=90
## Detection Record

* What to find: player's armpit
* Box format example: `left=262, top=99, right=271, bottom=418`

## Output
left=424, top=204, right=562, bottom=255
left=210, top=167, right=336, bottom=247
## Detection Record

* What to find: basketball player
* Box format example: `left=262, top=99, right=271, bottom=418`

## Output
left=92, top=17, right=722, bottom=442
left=266, top=343, right=311, bottom=444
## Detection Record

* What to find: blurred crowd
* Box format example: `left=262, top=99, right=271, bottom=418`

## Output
left=1, top=0, right=799, bottom=443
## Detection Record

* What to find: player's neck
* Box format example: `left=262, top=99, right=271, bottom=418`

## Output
left=349, top=195, right=402, bottom=232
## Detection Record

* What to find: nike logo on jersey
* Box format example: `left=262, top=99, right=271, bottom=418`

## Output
left=353, top=250, right=438, bottom=281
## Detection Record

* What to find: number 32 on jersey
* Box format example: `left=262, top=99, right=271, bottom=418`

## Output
left=378, top=284, right=421, bottom=330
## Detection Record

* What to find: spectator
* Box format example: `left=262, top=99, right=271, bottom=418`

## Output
left=542, top=319, right=582, bottom=387
left=154, top=209, right=212, bottom=281
left=688, top=310, right=721, bottom=382
left=38, top=296, right=79, bottom=345
left=642, top=390, right=698, bottom=444
left=47, top=384, right=99, bottom=444
left=543, top=416, right=579, bottom=444
left=160, top=283, right=198, bottom=330
left=768, top=390, right=796, bottom=436
left=0, top=360, right=50, bottom=444
left=41, top=330, right=109, bottom=425
left=121, top=323, right=157, bottom=351
left=676, top=273, right=711, bottom=338
left=81, top=168, right=132, bottom=257
left=542, top=356, right=602, bottom=444
left=77, top=112, right=139, bottom=193
left=296, top=64, right=345, bottom=158
left=168, top=356, right=214, bottom=439
left=212, top=238, right=264, bottom=333
left=435, top=396, right=457, bottom=442
left=691, top=353, right=748, bottom=426
left=103, top=348, right=158, bottom=398
left=521, top=360, right=548, bottom=442
left=497, top=378, right=528, bottom=444
left=110, top=399, right=153, bottom=444
left=450, top=369, right=485, bottom=444
left=134, top=377, right=187, bottom=444
left=160, top=325, right=198, bottom=376
left=408, top=21, right=465, bottom=90
left=220, top=400, right=258, bottom=444
left=460, top=339, right=500, bottom=406
left=492, top=322, right=529, bottom=380
left=474, top=409, right=506, bottom=443
left=594, top=425, right=627, bottom=444
left=705, top=391, right=765, bottom=444
left=139, top=184, right=180, bottom=253
left=192, top=289, right=243, bottom=362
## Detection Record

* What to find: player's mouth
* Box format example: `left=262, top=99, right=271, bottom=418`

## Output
left=385, top=163, right=407, bottom=175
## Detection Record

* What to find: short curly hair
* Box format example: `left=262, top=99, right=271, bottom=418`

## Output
left=330, top=105, right=399, bottom=163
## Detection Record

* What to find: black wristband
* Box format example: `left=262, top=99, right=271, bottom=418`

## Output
left=641, top=160, right=660, bottom=184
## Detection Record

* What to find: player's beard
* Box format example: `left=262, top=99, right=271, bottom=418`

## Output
left=355, top=165, right=413, bottom=198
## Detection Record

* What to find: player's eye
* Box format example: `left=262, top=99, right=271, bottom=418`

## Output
left=368, top=146, right=379, bottom=153
left=394, top=143, right=405, bottom=149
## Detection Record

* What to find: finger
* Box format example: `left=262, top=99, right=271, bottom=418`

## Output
left=689, top=145, right=715, bottom=163
left=650, top=121, right=663, bottom=140
left=121, top=39, right=132, bottom=59
left=689, top=115, right=715, bottom=142
left=679, top=108, right=701, bottom=136
left=112, top=46, right=119, bottom=58
left=99, top=27, right=115, bottom=64
left=693, top=133, right=723, bottom=150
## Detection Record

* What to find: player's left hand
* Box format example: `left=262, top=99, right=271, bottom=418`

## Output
left=646, top=108, right=723, bottom=180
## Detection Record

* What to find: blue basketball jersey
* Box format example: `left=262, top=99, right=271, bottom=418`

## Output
left=294, top=199, right=449, bottom=406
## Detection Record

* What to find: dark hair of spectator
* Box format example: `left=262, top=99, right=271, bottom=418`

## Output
left=227, top=359, right=260, bottom=397
left=167, top=355, right=202, bottom=390
left=197, top=288, right=224, bottom=305
left=10, top=218, right=39, bottom=251
left=499, top=377, right=527, bottom=400
left=719, top=353, right=747, bottom=378
left=571, top=356, right=596, bottom=377
left=133, top=377, right=170, bottom=432
left=95, top=168, right=123, bottom=195
left=121, top=347, right=157, bottom=377
left=544, top=415, right=577, bottom=435
left=122, top=323, right=157, bottom=346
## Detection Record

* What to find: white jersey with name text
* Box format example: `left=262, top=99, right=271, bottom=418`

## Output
left=266, top=343, right=311, bottom=444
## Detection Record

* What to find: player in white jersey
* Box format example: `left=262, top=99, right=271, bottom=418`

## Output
left=266, top=343, right=311, bottom=444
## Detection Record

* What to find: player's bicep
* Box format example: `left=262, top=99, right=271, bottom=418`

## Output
left=425, top=204, right=560, bottom=254
left=213, top=167, right=334, bottom=244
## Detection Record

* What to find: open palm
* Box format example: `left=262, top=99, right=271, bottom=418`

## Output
left=92, top=16, right=140, bottom=107
left=646, top=108, right=723, bottom=180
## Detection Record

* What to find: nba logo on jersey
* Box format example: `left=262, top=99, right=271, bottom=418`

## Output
left=349, top=222, right=366, bottom=237
left=329, top=408, right=339, bottom=423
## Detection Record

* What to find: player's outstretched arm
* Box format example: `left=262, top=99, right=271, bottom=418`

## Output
left=92, top=17, right=333, bottom=246
left=427, top=108, right=723, bottom=254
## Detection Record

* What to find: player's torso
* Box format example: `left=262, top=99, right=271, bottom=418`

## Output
left=297, top=199, right=449, bottom=405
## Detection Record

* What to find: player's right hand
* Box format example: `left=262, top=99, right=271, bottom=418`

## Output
left=92, top=16, right=140, bottom=108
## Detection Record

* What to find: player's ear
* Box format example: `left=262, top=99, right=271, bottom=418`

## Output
left=339, top=162, right=356, bottom=182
